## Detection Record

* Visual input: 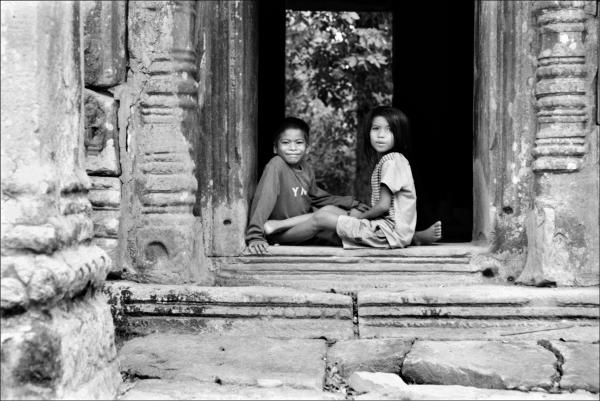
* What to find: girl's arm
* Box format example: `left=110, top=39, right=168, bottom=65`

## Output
left=352, top=184, right=392, bottom=220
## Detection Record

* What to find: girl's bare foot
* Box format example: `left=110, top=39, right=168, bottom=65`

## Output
left=413, top=221, right=442, bottom=245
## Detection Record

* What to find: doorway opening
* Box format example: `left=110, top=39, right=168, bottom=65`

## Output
left=258, top=0, right=474, bottom=242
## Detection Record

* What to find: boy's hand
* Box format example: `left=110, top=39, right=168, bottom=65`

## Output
left=349, top=208, right=363, bottom=218
left=245, top=240, right=270, bottom=255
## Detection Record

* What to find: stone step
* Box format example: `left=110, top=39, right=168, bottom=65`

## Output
left=105, top=282, right=599, bottom=342
left=105, top=282, right=354, bottom=340
left=118, top=334, right=328, bottom=391
left=213, top=243, right=491, bottom=291
left=358, top=285, right=600, bottom=340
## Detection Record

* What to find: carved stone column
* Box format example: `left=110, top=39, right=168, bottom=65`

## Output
left=519, top=1, right=599, bottom=285
left=124, top=1, right=201, bottom=283
left=1, top=2, right=121, bottom=398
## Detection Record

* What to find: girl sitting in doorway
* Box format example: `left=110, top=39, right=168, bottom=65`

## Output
left=262, top=106, right=441, bottom=249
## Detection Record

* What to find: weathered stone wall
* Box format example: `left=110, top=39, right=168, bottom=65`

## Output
left=1, top=2, right=121, bottom=399
left=82, top=1, right=127, bottom=278
left=118, top=1, right=209, bottom=284
left=473, top=1, right=538, bottom=280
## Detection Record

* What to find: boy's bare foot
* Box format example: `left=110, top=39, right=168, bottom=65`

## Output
left=413, top=221, right=442, bottom=245
left=264, top=220, right=280, bottom=236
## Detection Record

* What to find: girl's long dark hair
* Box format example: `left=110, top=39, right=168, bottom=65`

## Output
left=363, top=106, right=412, bottom=164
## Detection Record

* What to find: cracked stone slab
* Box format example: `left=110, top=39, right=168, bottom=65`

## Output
left=118, top=333, right=327, bottom=390
left=355, top=385, right=599, bottom=400
left=327, top=339, right=413, bottom=378
left=118, top=379, right=344, bottom=400
left=551, top=342, right=599, bottom=392
left=401, top=340, right=556, bottom=390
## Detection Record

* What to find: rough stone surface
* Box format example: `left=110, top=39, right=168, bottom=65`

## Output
left=119, top=334, right=327, bottom=390
left=551, top=342, right=600, bottom=393
left=82, top=1, right=126, bottom=86
left=118, top=379, right=344, bottom=400
left=347, top=372, right=407, bottom=393
left=1, top=292, right=121, bottom=400
left=327, top=339, right=413, bottom=378
left=402, top=341, right=556, bottom=390
left=84, top=89, right=120, bottom=175
left=355, top=385, right=599, bottom=400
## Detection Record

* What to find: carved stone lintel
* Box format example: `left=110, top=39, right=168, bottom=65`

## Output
left=532, top=2, right=589, bottom=171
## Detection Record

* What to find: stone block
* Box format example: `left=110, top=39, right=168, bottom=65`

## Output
left=355, top=385, right=599, bottom=400
left=82, top=1, right=126, bottom=87
left=551, top=342, right=599, bottom=393
left=119, top=334, right=327, bottom=391
left=89, top=177, right=121, bottom=209
left=327, top=339, right=413, bottom=378
left=84, top=90, right=120, bottom=176
left=347, top=372, right=407, bottom=394
left=92, top=210, right=119, bottom=238
left=401, top=340, right=556, bottom=390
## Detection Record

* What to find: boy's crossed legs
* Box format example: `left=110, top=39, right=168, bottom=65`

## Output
left=264, top=206, right=442, bottom=246
left=264, top=205, right=345, bottom=245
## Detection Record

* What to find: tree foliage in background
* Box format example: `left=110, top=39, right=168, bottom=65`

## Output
left=285, top=11, right=393, bottom=196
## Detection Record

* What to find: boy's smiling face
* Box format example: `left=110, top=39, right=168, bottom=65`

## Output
left=274, top=128, right=308, bottom=166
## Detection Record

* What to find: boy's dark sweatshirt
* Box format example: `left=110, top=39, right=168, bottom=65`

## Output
left=245, top=155, right=359, bottom=245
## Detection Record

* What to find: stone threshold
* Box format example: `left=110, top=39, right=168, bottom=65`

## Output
left=212, top=242, right=491, bottom=291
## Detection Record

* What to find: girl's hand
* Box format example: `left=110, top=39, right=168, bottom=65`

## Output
left=356, top=202, right=370, bottom=212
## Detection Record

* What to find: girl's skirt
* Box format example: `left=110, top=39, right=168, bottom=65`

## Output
left=335, top=215, right=393, bottom=249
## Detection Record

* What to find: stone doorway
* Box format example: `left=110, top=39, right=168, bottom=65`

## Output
left=257, top=0, right=475, bottom=244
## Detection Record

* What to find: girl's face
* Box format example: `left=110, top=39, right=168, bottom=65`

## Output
left=369, top=116, right=394, bottom=154
left=274, top=128, right=308, bottom=166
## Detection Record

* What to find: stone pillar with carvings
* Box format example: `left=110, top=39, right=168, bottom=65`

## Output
left=122, top=1, right=202, bottom=283
left=519, top=1, right=599, bottom=285
left=0, top=2, right=121, bottom=398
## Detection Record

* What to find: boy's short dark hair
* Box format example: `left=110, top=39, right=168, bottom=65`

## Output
left=273, top=117, right=310, bottom=144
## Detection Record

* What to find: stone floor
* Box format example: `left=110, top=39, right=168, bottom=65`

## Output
left=112, top=282, right=599, bottom=400
left=115, top=332, right=599, bottom=400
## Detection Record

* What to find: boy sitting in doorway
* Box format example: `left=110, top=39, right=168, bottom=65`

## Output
left=245, top=117, right=369, bottom=255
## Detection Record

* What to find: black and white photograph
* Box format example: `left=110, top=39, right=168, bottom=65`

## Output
left=1, top=1, right=599, bottom=400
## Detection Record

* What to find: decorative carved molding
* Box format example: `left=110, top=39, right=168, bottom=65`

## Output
left=532, top=1, right=590, bottom=171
